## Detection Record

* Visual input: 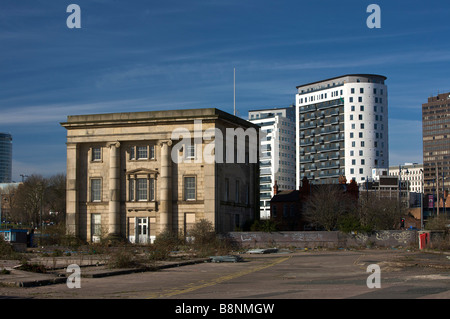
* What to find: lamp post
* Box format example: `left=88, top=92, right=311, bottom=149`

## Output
left=419, top=169, right=423, bottom=230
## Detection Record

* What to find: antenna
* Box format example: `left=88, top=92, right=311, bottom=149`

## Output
left=233, top=68, right=236, bottom=116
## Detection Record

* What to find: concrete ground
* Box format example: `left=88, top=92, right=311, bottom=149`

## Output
left=0, top=248, right=448, bottom=301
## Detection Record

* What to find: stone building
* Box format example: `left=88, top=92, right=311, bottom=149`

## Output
left=61, top=108, right=259, bottom=243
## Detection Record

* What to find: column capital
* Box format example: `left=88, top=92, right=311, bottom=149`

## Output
left=159, top=140, right=172, bottom=147
left=108, top=141, right=121, bottom=148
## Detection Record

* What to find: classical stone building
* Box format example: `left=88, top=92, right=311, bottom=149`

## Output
left=61, top=108, right=259, bottom=243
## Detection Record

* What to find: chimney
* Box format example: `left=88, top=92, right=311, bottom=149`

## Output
left=273, top=180, right=279, bottom=195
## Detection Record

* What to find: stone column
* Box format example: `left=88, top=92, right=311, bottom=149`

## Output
left=159, top=140, right=172, bottom=232
left=66, top=143, right=78, bottom=237
left=108, top=141, right=121, bottom=236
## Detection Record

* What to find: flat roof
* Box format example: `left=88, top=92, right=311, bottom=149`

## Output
left=61, top=107, right=258, bottom=130
left=248, top=105, right=294, bottom=113
left=296, top=74, right=387, bottom=89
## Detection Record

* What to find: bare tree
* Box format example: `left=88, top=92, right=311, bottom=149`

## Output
left=305, top=185, right=355, bottom=231
left=0, top=184, right=18, bottom=224
left=11, top=174, right=48, bottom=227
left=358, top=193, right=405, bottom=230
left=46, top=173, right=66, bottom=223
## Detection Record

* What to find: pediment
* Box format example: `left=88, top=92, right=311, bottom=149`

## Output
left=126, top=168, right=159, bottom=176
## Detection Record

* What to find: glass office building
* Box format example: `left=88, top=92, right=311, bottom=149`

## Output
left=0, top=133, right=12, bottom=183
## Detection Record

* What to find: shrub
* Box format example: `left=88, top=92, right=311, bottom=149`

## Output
left=0, top=237, right=21, bottom=260
left=148, top=229, right=183, bottom=261
left=106, top=245, right=138, bottom=269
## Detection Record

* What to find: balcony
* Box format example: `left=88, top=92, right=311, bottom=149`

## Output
left=299, top=105, right=316, bottom=113
left=300, top=122, right=317, bottom=130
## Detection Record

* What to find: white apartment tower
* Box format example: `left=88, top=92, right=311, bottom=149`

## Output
left=249, top=106, right=296, bottom=219
left=296, top=74, right=389, bottom=187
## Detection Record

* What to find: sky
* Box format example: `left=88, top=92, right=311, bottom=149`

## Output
left=1, top=0, right=450, bottom=182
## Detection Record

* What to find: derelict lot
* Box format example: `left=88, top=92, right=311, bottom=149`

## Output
left=0, top=249, right=449, bottom=300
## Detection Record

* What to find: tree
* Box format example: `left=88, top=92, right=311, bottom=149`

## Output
left=10, top=173, right=66, bottom=227
left=45, top=173, right=66, bottom=223
left=358, top=193, right=405, bottom=230
left=305, top=185, right=356, bottom=231
left=11, top=174, right=48, bottom=227
left=0, top=184, right=18, bottom=223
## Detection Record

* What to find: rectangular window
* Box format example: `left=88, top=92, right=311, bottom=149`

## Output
left=137, top=146, right=148, bottom=160
left=91, top=179, right=102, bottom=202
left=91, top=214, right=102, bottom=237
left=185, top=144, right=196, bottom=159
left=184, top=177, right=196, bottom=200
left=130, top=147, right=135, bottom=160
left=137, top=178, right=147, bottom=201
left=360, top=105, right=364, bottom=111
left=358, top=97, right=363, bottom=102
left=149, top=178, right=155, bottom=201
left=360, top=88, right=364, bottom=94
left=235, top=180, right=240, bottom=203
left=129, top=179, right=135, bottom=201
left=92, top=147, right=101, bottom=161
left=149, top=145, right=155, bottom=159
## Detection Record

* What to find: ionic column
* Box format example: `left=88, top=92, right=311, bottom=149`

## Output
left=108, top=141, right=121, bottom=236
left=66, top=143, right=79, bottom=237
left=159, top=140, right=172, bottom=232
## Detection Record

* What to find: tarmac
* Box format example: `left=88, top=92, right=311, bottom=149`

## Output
left=0, top=247, right=449, bottom=289
left=0, top=256, right=210, bottom=288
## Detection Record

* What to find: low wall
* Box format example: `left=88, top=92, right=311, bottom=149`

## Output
left=227, top=230, right=418, bottom=249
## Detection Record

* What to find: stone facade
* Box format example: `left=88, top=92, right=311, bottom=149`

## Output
left=61, top=108, right=259, bottom=243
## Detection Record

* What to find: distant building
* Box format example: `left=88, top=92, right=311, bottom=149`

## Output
left=248, top=106, right=296, bottom=219
left=61, top=108, right=259, bottom=243
left=270, top=177, right=359, bottom=231
left=422, top=92, right=450, bottom=214
left=296, top=74, right=389, bottom=186
left=0, top=133, right=12, bottom=183
left=388, top=163, right=423, bottom=206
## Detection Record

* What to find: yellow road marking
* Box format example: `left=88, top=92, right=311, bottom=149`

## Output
left=147, top=256, right=291, bottom=299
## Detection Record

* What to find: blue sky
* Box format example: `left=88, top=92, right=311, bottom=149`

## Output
left=1, top=0, right=450, bottom=182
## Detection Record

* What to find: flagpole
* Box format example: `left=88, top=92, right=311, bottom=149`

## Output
left=233, top=68, right=236, bottom=116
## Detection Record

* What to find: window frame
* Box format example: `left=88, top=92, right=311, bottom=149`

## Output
left=184, top=176, right=196, bottom=201
left=90, top=178, right=102, bottom=202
